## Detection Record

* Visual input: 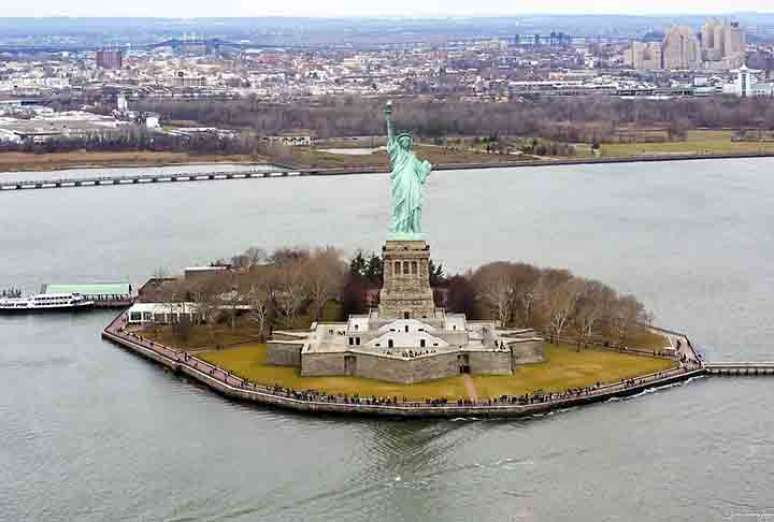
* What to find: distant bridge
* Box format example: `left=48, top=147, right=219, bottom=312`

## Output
left=0, top=38, right=311, bottom=55
left=139, top=38, right=311, bottom=51
left=0, top=167, right=302, bottom=192
left=0, top=38, right=319, bottom=54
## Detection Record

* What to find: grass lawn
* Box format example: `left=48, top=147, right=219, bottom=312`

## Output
left=198, top=343, right=676, bottom=401
left=142, top=322, right=261, bottom=351
left=600, top=130, right=774, bottom=158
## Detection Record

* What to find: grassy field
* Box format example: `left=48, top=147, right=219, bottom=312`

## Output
left=0, top=151, right=265, bottom=173
left=600, top=130, right=774, bottom=158
left=4, top=128, right=772, bottom=174
left=142, top=322, right=262, bottom=351
left=198, top=343, right=676, bottom=401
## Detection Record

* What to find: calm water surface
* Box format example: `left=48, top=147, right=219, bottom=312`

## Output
left=2, top=158, right=774, bottom=521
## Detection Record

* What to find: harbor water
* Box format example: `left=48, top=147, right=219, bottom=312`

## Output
left=2, top=158, right=774, bottom=521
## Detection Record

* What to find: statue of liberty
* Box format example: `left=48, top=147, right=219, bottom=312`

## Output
left=384, top=100, right=432, bottom=239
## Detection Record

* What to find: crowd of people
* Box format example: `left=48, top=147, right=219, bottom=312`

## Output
left=111, top=316, right=698, bottom=412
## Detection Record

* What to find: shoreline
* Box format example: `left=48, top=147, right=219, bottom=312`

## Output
left=0, top=151, right=266, bottom=174
left=2, top=150, right=774, bottom=176
left=102, top=311, right=704, bottom=419
left=300, top=150, right=774, bottom=176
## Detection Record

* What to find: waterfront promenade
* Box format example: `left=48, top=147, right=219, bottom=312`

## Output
left=102, top=311, right=705, bottom=418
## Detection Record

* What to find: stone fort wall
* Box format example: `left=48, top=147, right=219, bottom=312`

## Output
left=510, top=339, right=546, bottom=365
left=300, top=348, right=521, bottom=384
left=468, top=351, right=513, bottom=375
left=266, top=342, right=303, bottom=366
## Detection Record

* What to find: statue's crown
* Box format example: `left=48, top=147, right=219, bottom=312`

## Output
left=396, top=131, right=412, bottom=140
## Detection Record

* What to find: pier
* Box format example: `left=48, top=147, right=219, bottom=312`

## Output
left=0, top=167, right=300, bottom=192
left=704, top=362, right=774, bottom=376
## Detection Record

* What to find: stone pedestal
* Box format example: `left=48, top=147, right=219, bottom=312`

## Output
left=379, top=240, right=436, bottom=319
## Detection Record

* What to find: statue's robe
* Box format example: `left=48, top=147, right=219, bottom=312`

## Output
left=388, top=139, right=431, bottom=235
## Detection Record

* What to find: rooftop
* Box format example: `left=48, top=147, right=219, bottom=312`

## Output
left=43, top=282, right=131, bottom=296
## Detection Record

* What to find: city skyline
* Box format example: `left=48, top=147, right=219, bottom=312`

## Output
left=2, top=1, right=774, bottom=18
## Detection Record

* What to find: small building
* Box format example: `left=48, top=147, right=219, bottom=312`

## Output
left=126, top=302, right=201, bottom=325
left=727, top=65, right=774, bottom=97
left=184, top=266, right=229, bottom=281
left=42, top=282, right=132, bottom=305
left=265, top=131, right=315, bottom=147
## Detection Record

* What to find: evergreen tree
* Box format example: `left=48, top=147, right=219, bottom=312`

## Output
left=429, top=259, right=445, bottom=286
left=365, top=254, right=384, bottom=284
left=349, top=251, right=367, bottom=278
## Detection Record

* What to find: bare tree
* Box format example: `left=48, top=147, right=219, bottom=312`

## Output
left=472, top=262, right=515, bottom=326
left=304, top=247, right=346, bottom=321
left=244, top=269, right=276, bottom=341
left=275, top=261, right=309, bottom=329
left=542, top=278, right=583, bottom=344
left=190, top=277, right=224, bottom=345
left=574, top=280, right=615, bottom=350
left=508, top=263, right=541, bottom=327
left=222, top=280, right=242, bottom=331
left=231, top=246, right=267, bottom=270
left=610, top=295, right=645, bottom=349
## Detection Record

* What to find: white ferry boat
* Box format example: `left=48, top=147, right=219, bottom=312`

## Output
left=0, top=293, right=94, bottom=313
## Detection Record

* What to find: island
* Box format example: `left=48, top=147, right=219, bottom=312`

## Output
left=102, top=103, right=703, bottom=417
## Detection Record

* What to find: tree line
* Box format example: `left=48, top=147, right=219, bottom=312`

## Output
left=0, top=127, right=262, bottom=155
left=147, top=246, right=652, bottom=350
left=148, top=246, right=346, bottom=342
left=136, top=95, right=774, bottom=143
left=440, top=261, right=650, bottom=349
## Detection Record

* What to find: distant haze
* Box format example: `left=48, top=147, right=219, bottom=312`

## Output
left=2, top=0, right=774, bottom=17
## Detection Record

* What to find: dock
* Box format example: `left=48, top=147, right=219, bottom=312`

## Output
left=704, top=362, right=774, bottom=376
left=42, top=281, right=134, bottom=309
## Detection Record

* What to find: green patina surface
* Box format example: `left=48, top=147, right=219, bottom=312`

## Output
left=385, top=100, right=432, bottom=239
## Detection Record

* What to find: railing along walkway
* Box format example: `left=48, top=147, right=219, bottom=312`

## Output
left=101, top=311, right=703, bottom=418
left=704, top=362, right=774, bottom=376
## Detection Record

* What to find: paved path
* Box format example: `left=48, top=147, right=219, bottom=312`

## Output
left=102, top=311, right=704, bottom=417
left=462, top=374, right=479, bottom=402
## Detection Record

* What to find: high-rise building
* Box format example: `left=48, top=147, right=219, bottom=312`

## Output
left=701, top=20, right=745, bottom=69
left=662, top=26, right=701, bottom=70
left=627, top=19, right=745, bottom=71
left=627, top=41, right=662, bottom=70
left=725, top=22, right=745, bottom=57
left=96, top=49, right=123, bottom=70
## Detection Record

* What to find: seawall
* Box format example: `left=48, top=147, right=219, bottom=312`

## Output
left=102, top=312, right=704, bottom=419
